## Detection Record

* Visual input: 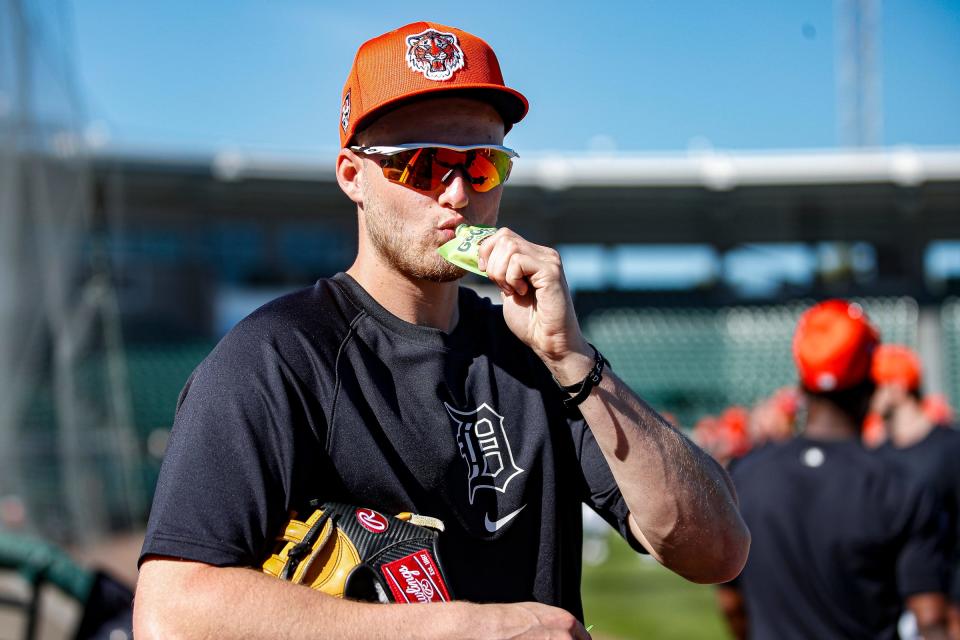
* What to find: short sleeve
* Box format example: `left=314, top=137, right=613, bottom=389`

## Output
left=896, top=481, right=950, bottom=598
left=573, top=414, right=648, bottom=554
left=720, top=462, right=748, bottom=588
left=139, top=325, right=325, bottom=568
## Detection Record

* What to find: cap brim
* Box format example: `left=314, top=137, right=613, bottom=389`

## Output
left=347, top=83, right=529, bottom=147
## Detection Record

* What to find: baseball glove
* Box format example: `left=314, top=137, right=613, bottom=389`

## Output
left=262, top=501, right=453, bottom=604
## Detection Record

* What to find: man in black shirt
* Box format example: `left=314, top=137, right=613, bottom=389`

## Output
left=873, top=344, right=960, bottom=639
left=717, top=300, right=949, bottom=640
left=133, top=21, right=750, bottom=640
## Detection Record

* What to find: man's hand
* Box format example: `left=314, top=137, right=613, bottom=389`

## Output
left=906, top=592, right=949, bottom=640
left=477, top=228, right=591, bottom=383
left=474, top=601, right=592, bottom=640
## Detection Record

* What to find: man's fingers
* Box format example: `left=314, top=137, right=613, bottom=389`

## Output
left=476, top=226, right=513, bottom=270
left=559, top=614, right=591, bottom=640
left=484, top=234, right=522, bottom=295
left=574, top=618, right=592, bottom=640
left=484, top=232, right=558, bottom=298
left=505, top=253, right=534, bottom=296
left=536, top=602, right=591, bottom=640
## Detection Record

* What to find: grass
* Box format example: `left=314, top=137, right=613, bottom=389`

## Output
left=581, top=534, right=731, bottom=640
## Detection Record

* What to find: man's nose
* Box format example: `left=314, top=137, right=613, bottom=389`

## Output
left=437, top=168, right=471, bottom=209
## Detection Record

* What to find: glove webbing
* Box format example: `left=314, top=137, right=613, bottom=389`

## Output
left=279, top=511, right=335, bottom=581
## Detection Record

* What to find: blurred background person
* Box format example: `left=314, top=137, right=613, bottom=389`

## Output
left=925, top=393, right=958, bottom=427
left=692, top=409, right=752, bottom=469
left=747, top=387, right=799, bottom=446
left=694, top=391, right=797, bottom=469
left=862, top=411, right=888, bottom=449
left=873, top=344, right=960, bottom=639
left=717, top=300, right=950, bottom=640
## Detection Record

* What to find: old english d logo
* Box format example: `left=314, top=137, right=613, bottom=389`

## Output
left=444, top=403, right=524, bottom=505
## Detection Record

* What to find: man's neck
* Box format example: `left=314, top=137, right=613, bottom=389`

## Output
left=889, top=400, right=934, bottom=448
left=346, top=259, right=460, bottom=332
left=802, top=395, right=860, bottom=442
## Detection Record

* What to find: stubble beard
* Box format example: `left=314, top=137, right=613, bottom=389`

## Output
left=362, top=189, right=465, bottom=283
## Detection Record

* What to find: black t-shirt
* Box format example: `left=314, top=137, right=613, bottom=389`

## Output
left=140, top=273, right=643, bottom=618
left=728, top=436, right=948, bottom=640
left=878, top=425, right=960, bottom=603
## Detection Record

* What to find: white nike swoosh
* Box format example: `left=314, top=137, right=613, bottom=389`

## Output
left=484, top=505, right=526, bottom=532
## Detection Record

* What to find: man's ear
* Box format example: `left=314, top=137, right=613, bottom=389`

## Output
left=336, top=148, right=364, bottom=205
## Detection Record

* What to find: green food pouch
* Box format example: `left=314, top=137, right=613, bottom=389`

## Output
left=437, top=224, right=497, bottom=277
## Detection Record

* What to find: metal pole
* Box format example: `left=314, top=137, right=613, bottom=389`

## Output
left=836, top=0, right=883, bottom=147
left=0, top=0, right=31, bottom=524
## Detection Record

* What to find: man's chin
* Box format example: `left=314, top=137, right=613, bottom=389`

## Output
left=421, top=262, right=467, bottom=283
left=392, top=254, right=466, bottom=283
left=371, top=236, right=465, bottom=283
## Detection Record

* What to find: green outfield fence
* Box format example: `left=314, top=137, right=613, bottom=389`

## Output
left=944, top=298, right=960, bottom=416
left=581, top=297, right=920, bottom=429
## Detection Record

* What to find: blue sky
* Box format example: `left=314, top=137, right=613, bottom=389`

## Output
left=71, top=1, right=960, bottom=154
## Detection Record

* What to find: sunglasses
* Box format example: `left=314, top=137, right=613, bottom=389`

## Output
left=350, top=143, right=518, bottom=193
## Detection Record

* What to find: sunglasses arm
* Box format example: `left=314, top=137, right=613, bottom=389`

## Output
left=350, top=143, right=518, bottom=158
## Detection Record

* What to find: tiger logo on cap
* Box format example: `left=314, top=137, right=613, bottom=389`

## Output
left=406, top=29, right=464, bottom=81
left=340, top=90, right=351, bottom=132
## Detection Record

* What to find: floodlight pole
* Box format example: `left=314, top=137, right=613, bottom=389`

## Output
left=837, top=0, right=883, bottom=148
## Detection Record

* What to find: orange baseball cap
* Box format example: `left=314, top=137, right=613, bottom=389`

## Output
left=793, top=300, right=880, bottom=392
left=338, top=22, right=529, bottom=148
left=871, top=344, right=922, bottom=391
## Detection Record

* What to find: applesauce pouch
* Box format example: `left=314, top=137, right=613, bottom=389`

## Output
left=437, top=224, right=497, bottom=277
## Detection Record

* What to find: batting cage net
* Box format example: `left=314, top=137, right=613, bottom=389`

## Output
left=0, top=0, right=141, bottom=544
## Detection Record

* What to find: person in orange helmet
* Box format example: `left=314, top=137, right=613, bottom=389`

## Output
left=132, top=22, right=748, bottom=640
left=873, top=344, right=960, bottom=639
left=717, top=300, right=949, bottom=640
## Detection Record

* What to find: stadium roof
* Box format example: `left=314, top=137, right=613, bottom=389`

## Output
left=92, top=146, right=960, bottom=285
left=509, top=147, right=960, bottom=191
left=97, top=145, right=960, bottom=190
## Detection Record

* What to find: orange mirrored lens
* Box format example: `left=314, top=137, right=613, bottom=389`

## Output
left=378, top=147, right=511, bottom=193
